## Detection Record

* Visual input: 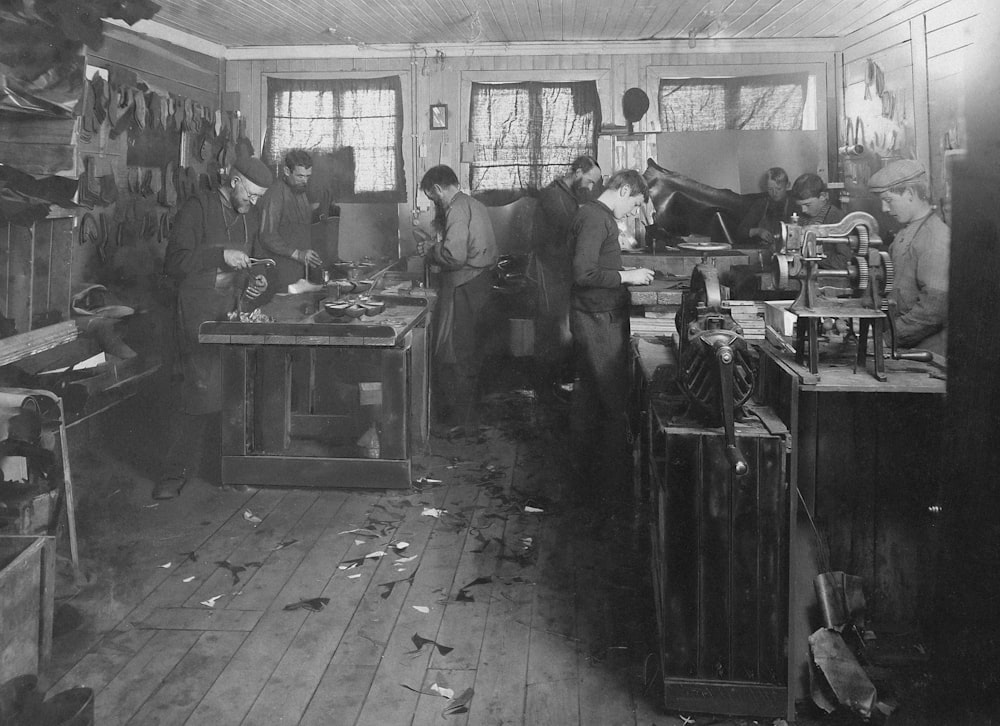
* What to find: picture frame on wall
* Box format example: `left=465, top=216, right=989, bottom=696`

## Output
left=430, top=104, right=448, bottom=130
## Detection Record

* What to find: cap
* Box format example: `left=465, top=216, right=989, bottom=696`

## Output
left=867, top=159, right=927, bottom=193
left=232, top=155, right=274, bottom=189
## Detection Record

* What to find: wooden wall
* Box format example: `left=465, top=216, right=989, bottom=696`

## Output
left=0, top=25, right=221, bottom=335
left=226, top=44, right=836, bottom=257
left=838, top=0, right=977, bottom=226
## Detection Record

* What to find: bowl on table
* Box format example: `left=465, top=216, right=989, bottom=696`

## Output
left=359, top=300, right=385, bottom=316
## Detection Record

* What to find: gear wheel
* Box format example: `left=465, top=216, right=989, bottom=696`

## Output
left=878, top=250, right=894, bottom=294
left=855, top=225, right=870, bottom=256
left=854, top=256, right=870, bottom=290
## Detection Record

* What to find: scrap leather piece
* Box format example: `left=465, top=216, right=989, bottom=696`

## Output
left=809, top=628, right=877, bottom=719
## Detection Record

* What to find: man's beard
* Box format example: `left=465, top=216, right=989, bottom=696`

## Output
left=290, top=184, right=308, bottom=195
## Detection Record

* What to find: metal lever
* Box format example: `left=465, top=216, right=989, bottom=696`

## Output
left=715, top=342, right=749, bottom=477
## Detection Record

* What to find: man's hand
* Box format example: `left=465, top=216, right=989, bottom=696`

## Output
left=413, top=227, right=435, bottom=256
left=620, top=267, right=655, bottom=285
left=292, top=249, right=323, bottom=267
left=244, top=274, right=268, bottom=300
left=224, top=249, right=251, bottom=269
left=751, top=227, right=774, bottom=244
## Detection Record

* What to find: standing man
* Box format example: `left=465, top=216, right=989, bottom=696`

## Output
left=259, top=149, right=323, bottom=290
left=154, top=156, right=274, bottom=500
left=791, top=173, right=849, bottom=270
left=569, top=169, right=654, bottom=505
left=531, top=155, right=603, bottom=403
left=416, top=165, right=498, bottom=433
left=867, top=159, right=950, bottom=356
left=737, top=167, right=794, bottom=248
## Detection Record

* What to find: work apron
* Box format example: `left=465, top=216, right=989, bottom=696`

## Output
left=176, top=279, right=239, bottom=415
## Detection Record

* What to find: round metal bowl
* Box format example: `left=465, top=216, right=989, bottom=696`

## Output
left=322, top=299, right=351, bottom=315
left=342, top=304, right=366, bottom=319
left=359, top=300, right=385, bottom=316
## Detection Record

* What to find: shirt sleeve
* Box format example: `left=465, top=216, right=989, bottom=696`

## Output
left=428, top=199, right=472, bottom=270
left=895, top=229, right=950, bottom=347
left=258, top=187, right=298, bottom=258
left=164, top=197, right=225, bottom=280
left=572, top=213, right=622, bottom=289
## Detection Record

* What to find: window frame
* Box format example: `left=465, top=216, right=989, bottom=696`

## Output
left=259, top=71, right=412, bottom=202
left=460, top=70, right=609, bottom=193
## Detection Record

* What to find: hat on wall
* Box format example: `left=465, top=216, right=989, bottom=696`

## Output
left=867, top=159, right=927, bottom=193
left=232, top=155, right=274, bottom=189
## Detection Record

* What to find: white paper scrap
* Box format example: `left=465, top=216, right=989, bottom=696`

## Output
left=430, top=683, right=454, bottom=699
left=159, top=562, right=172, bottom=568
left=347, top=573, right=362, bottom=579
left=200, top=595, right=223, bottom=608
left=243, top=509, right=262, bottom=524
left=395, top=555, right=418, bottom=564
left=182, top=576, right=196, bottom=583
left=422, top=507, right=445, bottom=518
left=412, top=605, right=430, bottom=614
left=365, top=550, right=387, bottom=559
left=524, top=506, right=544, bottom=513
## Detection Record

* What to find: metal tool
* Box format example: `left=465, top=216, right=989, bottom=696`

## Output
left=675, top=264, right=755, bottom=476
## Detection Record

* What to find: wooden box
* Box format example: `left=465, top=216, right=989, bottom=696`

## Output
left=0, top=535, right=55, bottom=682
left=0, top=484, right=60, bottom=535
left=646, top=399, right=790, bottom=718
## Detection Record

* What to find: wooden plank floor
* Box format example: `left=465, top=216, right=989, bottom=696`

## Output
left=41, top=390, right=669, bottom=726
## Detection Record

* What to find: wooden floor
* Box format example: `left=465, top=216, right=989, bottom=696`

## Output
left=41, top=390, right=668, bottom=725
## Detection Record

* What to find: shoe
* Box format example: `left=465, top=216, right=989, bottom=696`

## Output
left=152, top=477, right=185, bottom=500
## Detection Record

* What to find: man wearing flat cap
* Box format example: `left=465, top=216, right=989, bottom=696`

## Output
left=157, top=155, right=274, bottom=499
left=868, top=158, right=950, bottom=356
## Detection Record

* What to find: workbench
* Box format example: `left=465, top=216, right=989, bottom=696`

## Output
left=756, top=337, right=946, bottom=712
left=199, top=286, right=433, bottom=489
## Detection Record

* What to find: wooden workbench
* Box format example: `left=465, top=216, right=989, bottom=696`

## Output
left=199, top=288, right=433, bottom=489
left=756, top=337, right=946, bottom=712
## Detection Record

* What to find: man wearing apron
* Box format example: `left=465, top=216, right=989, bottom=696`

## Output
left=155, top=156, right=274, bottom=499
left=415, top=165, right=498, bottom=433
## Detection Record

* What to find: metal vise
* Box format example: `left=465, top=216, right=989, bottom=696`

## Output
left=675, top=264, right=756, bottom=475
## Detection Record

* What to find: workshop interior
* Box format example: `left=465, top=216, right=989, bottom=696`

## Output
left=0, top=0, right=998, bottom=724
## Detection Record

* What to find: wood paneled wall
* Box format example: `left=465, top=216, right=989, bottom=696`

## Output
left=839, top=0, right=976, bottom=222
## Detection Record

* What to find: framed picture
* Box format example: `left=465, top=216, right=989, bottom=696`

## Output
left=430, top=104, right=448, bottom=130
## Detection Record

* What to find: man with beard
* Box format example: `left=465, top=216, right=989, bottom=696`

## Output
left=154, top=155, right=273, bottom=499
left=531, top=155, right=603, bottom=403
left=259, top=149, right=323, bottom=289
left=415, top=165, right=498, bottom=433
left=867, top=159, right=950, bottom=355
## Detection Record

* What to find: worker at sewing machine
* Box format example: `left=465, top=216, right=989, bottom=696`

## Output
left=737, top=166, right=795, bottom=248
left=791, top=173, right=850, bottom=270
left=867, top=159, right=950, bottom=356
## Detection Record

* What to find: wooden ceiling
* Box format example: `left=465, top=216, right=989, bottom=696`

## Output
left=145, top=0, right=920, bottom=48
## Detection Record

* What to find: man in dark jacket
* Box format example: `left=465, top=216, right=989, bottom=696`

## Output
left=154, top=155, right=273, bottom=499
left=258, top=149, right=322, bottom=290
left=569, top=169, right=653, bottom=505
left=791, top=173, right=849, bottom=270
left=416, top=165, right=498, bottom=432
left=531, top=155, right=602, bottom=402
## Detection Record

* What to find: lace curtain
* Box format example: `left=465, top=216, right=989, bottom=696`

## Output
left=263, top=76, right=404, bottom=201
left=659, top=73, right=811, bottom=131
left=469, top=81, right=601, bottom=193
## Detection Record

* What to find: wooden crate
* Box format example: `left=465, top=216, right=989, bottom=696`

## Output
left=0, top=535, right=55, bottom=682
left=646, top=399, right=790, bottom=718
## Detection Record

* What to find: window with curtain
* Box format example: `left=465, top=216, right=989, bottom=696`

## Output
left=263, top=76, right=404, bottom=201
left=658, top=72, right=815, bottom=131
left=469, top=81, right=601, bottom=193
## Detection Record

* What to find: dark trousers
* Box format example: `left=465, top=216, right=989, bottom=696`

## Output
left=434, top=270, right=493, bottom=426
left=569, top=305, right=631, bottom=506
left=162, top=410, right=219, bottom=483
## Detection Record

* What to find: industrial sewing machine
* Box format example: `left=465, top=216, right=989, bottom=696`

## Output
left=674, top=264, right=756, bottom=475
left=769, top=211, right=926, bottom=380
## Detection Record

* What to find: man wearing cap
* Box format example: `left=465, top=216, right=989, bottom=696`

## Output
left=531, top=154, right=603, bottom=403
left=258, top=149, right=324, bottom=290
left=156, top=155, right=274, bottom=499
left=791, top=173, right=850, bottom=270
left=867, top=159, right=950, bottom=356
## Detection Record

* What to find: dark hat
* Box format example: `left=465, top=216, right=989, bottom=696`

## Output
left=867, top=159, right=926, bottom=193
left=232, top=155, right=274, bottom=189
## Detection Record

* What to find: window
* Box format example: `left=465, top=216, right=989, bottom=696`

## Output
left=659, top=72, right=816, bottom=131
left=263, top=76, right=404, bottom=201
left=469, top=81, right=601, bottom=192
